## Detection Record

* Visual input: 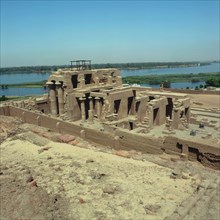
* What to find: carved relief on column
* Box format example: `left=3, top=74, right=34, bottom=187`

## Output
left=47, top=81, right=57, bottom=115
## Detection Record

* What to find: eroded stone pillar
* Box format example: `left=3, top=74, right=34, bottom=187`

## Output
left=185, top=107, right=191, bottom=124
left=95, top=97, right=101, bottom=119
left=148, top=105, right=154, bottom=128
left=56, top=82, right=64, bottom=115
left=173, top=108, right=181, bottom=129
left=79, top=97, right=86, bottom=122
left=88, top=109, right=93, bottom=124
left=89, top=96, right=93, bottom=111
left=118, top=98, right=127, bottom=119
left=47, top=82, right=57, bottom=115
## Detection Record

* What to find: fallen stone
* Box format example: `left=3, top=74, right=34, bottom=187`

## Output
left=17, top=132, right=49, bottom=146
left=69, top=139, right=80, bottom=146
left=103, top=186, right=116, bottom=194
left=86, top=159, right=94, bottom=163
left=182, top=172, right=190, bottom=179
left=58, top=134, right=76, bottom=143
left=144, top=204, right=161, bottom=214
left=170, top=157, right=179, bottom=162
left=115, top=150, right=131, bottom=158
left=28, top=180, right=37, bottom=188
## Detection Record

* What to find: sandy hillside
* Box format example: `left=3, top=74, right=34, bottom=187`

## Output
left=0, top=116, right=220, bottom=220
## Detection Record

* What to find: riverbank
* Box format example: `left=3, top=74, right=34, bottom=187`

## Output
left=0, top=81, right=46, bottom=88
left=1, top=61, right=215, bottom=74
left=1, top=72, right=219, bottom=89
left=122, top=72, right=220, bottom=85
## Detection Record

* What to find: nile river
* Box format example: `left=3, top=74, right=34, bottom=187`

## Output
left=0, top=63, right=219, bottom=96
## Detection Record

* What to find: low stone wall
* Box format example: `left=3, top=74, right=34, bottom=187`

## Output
left=164, top=136, right=220, bottom=169
left=1, top=106, right=163, bottom=153
left=115, top=129, right=163, bottom=154
left=1, top=106, right=219, bottom=169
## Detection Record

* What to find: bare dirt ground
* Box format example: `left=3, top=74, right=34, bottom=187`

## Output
left=189, top=93, right=220, bottom=109
left=0, top=115, right=220, bottom=220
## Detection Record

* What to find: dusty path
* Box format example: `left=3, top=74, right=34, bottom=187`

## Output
left=0, top=116, right=220, bottom=220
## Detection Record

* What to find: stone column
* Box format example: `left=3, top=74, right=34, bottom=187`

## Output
left=20, top=101, right=25, bottom=108
left=95, top=97, right=101, bottom=119
left=88, top=110, right=93, bottom=124
left=148, top=105, right=154, bottom=128
left=172, top=108, right=180, bottom=129
left=56, top=82, right=64, bottom=115
left=89, top=96, right=93, bottom=111
left=79, top=97, right=86, bottom=122
left=118, top=98, right=127, bottom=119
left=185, top=107, right=190, bottom=124
left=158, top=99, right=166, bottom=125
left=47, top=82, right=57, bottom=115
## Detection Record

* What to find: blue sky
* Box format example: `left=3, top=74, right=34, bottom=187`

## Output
left=1, top=0, right=219, bottom=67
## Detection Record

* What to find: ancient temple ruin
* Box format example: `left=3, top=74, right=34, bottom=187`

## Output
left=1, top=60, right=219, bottom=169
left=43, top=61, right=191, bottom=132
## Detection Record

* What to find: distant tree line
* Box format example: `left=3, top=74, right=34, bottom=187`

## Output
left=122, top=72, right=220, bottom=89
left=122, top=72, right=220, bottom=85
left=0, top=62, right=212, bottom=74
left=205, top=77, right=220, bottom=87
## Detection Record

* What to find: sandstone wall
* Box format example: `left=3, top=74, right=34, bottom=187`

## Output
left=1, top=106, right=219, bottom=169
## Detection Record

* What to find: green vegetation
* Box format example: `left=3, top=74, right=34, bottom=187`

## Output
left=122, top=72, right=220, bottom=85
left=163, top=80, right=171, bottom=88
left=0, top=72, right=219, bottom=90
left=0, top=95, right=8, bottom=101
left=0, top=95, right=24, bottom=101
left=0, top=80, right=47, bottom=88
left=205, top=77, right=220, bottom=87
left=0, top=62, right=212, bottom=74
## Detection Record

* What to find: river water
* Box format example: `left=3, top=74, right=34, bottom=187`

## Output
left=0, top=63, right=219, bottom=96
left=121, top=62, right=220, bottom=77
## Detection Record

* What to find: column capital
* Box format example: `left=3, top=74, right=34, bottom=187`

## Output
left=46, top=81, right=53, bottom=85
left=55, top=82, right=61, bottom=87
left=46, top=81, right=54, bottom=88
left=79, top=97, right=86, bottom=101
